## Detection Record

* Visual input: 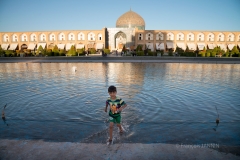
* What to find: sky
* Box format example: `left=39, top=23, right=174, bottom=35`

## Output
left=0, top=0, right=240, bottom=32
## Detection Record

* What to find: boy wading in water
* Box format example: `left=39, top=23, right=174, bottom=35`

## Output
left=105, top=85, right=127, bottom=144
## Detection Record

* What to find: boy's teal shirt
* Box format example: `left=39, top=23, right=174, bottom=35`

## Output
left=106, top=97, right=126, bottom=118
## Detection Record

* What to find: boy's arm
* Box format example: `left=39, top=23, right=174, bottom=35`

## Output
left=105, top=103, right=108, bottom=112
left=119, top=104, right=127, bottom=112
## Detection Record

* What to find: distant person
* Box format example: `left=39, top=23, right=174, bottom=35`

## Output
left=121, top=51, right=123, bottom=56
left=86, top=50, right=89, bottom=56
left=144, top=49, right=147, bottom=56
left=132, top=51, right=136, bottom=56
left=105, top=85, right=127, bottom=144
left=102, top=50, right=106, bottom=57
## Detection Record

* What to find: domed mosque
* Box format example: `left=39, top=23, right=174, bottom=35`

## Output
left=116, top=9, right=145, bottom=30
left=107, top=9, right=145, bottom=51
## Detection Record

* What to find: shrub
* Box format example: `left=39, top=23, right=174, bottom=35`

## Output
left=186, top=52, right=196, bottom=57
left=71, top=45, right=77, bottom=56
left=46, top=49, right=52, bottom=56
left=168, top=50, right=173, bottom=56
left=211, top=52, right=216, bottom=57
left=206, top=51, right=211, bottom=57
left=77, top=49, right=84, bottom=53
left=199, top=51, right=205, bottom=57
left=137, top=51, right=144, bottom=56
left=160, top=50, right=164, bottom=56
left=136, top=45, right=143, bottom=51
left=77, top=49, right=85, bottom=56
left=0, top=46, right=3, bottom=55
left=16, top=50, right=21, bottom=56
left=148, top=51, right=156, bottom=56
left=36, top=45, right=46, bottom=56
left=231, top=46, right=239, bottom=57
left=67, top=45, right=76, bottom=56
left=53, top=45, right=59, bottom=56
left=156, top=50, right=163, bottom=56
left=5, top=50, right=13, bottom=57
left=199, top=47, right=206, bottom=57
left=59, top=49, right=66, bottom=56
left=103, top=49, right=110, bottom=54
left=176, top=46, right=184, bottom=55
left=224, top=50, right=230, bottom=57
left=54, top=52, right=59, bottom=56
left=90, top=48, right=96, bottom=54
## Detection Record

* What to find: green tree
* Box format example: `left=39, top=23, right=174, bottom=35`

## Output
left=67, top=45, right=76, bottom=56
left=176, top=46, right=184, bottom=56
left=231, top=46, right=239, bottom=57
left=199, top=47, right=206, bottom=57
left=225, top=49, right=230, bottom=57
left=184, top=46, right=191, bottom=56
left=0, top=46, right=4, bottom=56
left=136, top=45, right=143, bottom=51
left=36, top=45, right=44, bottom=56
left=211, top=47, right=219, bottom=57
left=53, top=45, right=59, bottom=56
left=206, top=50, right=211, bottom=57
left=59, top=49, right=66, bottom=56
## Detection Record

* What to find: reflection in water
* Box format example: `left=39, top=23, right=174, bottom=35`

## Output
left=1, top=104, right=8, bottom=126
left=0, top=63, right=240, bottom=146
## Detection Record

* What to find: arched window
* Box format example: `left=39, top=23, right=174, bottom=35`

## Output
left=39, top=33, right=46, bottom=41
left=21, top=34, right=28, bottom=42
left=138, top=33, right=142, bottom=40
left=12, top=34, right=18, bottom=42
left=218, top=33, right=224, bottom=41
left=78, top=32, right=85, bottom=40
left=227, top=33, right=234, bottom=42
left=167, top=32, right=174, bottom=40
left=197, top=33, right=204, bottom=41
left=88, top=32, right=95, bottom=41
left=3, top=34, right=9, bottom=42
left=177, top=33, right=184, bottom=40
left=58, top=33, right=65, bottom=41
left=156, top=32, right=164, bottom=40
left=49, top=33, right=55, bottom=41
left=207, top=33, right=214, bottom=41
left=145, top=32, right=153, bottom=40
left=68, top=33, right=75, bottom=41
left=187, top=33, right=194, bottom=41
left=30, top=33, right=37, bottom=41
left=98, top=34, right=102, bottom=41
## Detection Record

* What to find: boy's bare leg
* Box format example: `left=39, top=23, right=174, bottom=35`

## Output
left=117, top=123, right=123, bottom=133
left=109, top=122, right=114, bottom=140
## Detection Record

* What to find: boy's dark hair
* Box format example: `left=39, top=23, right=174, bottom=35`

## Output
left=108, top=85, right=117, bottom=92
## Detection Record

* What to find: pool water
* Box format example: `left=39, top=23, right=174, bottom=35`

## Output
left=0, top=63, right=240, bottom=146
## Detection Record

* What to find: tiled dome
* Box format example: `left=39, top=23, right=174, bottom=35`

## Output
left=116, top=10, right=145, bottom=30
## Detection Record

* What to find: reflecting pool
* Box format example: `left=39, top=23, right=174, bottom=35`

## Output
left=0, top=63, right=240, bottom=146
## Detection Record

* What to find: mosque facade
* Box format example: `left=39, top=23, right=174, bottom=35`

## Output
left=0, top=9, right=240, bottom=53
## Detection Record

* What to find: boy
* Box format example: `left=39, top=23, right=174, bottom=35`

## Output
left=105, top=85, right=127, bottom=143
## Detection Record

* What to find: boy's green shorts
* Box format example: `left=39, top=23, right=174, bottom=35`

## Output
left=109, top=115, right=121, bottom=123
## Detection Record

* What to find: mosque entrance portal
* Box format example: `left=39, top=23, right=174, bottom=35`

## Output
left=115, top=32, right=126, bottom=49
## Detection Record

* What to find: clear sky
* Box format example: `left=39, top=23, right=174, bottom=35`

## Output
left=0, top=0, right=239, bottom=32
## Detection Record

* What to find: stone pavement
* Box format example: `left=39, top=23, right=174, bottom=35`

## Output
left=0, top=139, right=239, bottom=160
left=0, top=55, right=240, bottom=64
